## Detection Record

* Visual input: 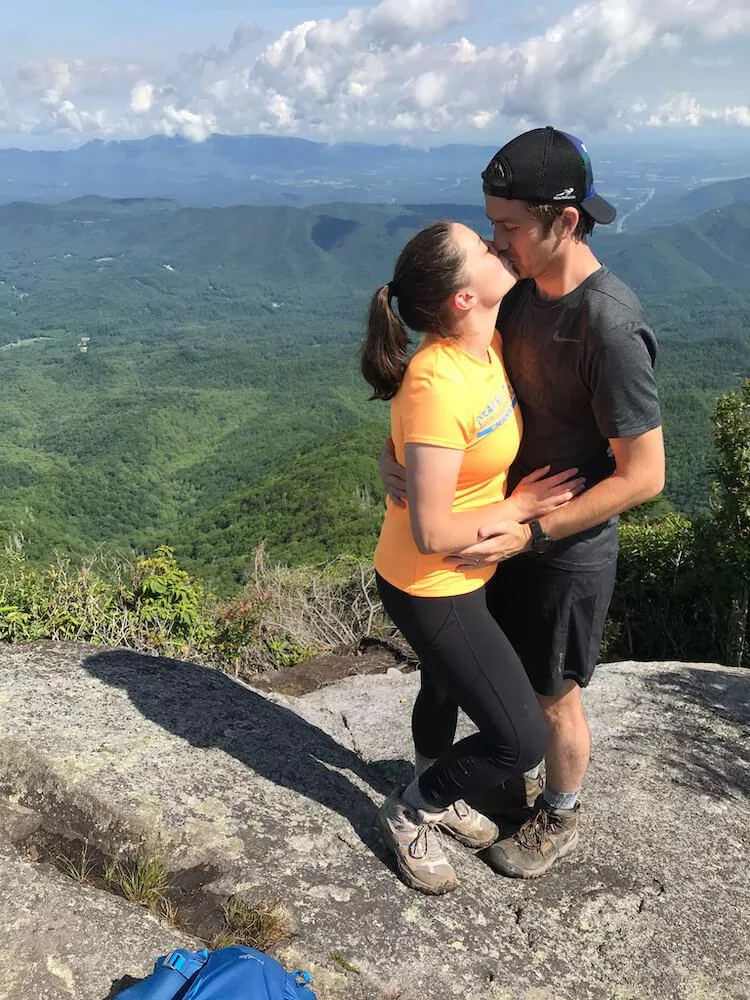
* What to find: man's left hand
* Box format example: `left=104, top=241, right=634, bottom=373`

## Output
left=445, top=521, right=532, bottom=570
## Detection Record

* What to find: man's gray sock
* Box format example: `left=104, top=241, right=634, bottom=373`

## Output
left=542, top=786, right=580, bottom=811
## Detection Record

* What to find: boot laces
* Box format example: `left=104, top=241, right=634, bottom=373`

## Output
left=409, top=821, right=445, bottom=862
left=516, top=806, right=559, bottom=852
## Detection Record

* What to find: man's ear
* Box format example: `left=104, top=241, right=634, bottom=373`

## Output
left=559, top=206, right=581, bottom=239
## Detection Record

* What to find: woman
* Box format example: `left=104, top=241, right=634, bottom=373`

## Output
left=361, top=221, right=583, bottom=895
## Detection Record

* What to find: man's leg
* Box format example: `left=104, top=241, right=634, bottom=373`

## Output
left=482, top=557, right=617, bottom=877
left=476, top=682, right=590, bottom=828
left=538, top=680, right=590, bottom=807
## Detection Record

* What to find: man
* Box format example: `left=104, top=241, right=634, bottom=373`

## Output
left=379, top=126, right=665, bottom=877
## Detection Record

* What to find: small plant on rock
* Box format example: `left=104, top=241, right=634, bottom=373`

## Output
left=56, top=840, right=100, bottom=884
left=104, top=851, right=172, bottom=909
left=211, top=895, right=292, bottom=952
left=329, top=951, right=360, bottom=974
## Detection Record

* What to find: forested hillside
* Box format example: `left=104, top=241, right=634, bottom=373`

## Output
left=0, top=197, right=748, bottom=590
left=629, top=176, right=750, bottom=231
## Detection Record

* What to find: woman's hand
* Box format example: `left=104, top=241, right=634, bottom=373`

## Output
left=379, top=437, right=407, bottom=508
left=510, top=465, right=585, bottom=521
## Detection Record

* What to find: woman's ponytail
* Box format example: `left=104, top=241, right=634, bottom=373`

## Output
left=361, top=221, right=465, bottom=402
left=361, top=283, right=410, bottom=401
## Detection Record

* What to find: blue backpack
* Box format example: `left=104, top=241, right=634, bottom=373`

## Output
left=116, top=945, right=317, bottom=1000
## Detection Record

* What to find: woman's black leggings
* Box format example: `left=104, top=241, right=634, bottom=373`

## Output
left=376, top=572, right=547, bottom=811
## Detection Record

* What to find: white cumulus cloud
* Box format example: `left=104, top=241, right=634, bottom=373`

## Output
left=640, top=93, right=750, bottom=128
left=130, top=82, right=154, bottom=114
left=0, top=0, right=749, bottom=143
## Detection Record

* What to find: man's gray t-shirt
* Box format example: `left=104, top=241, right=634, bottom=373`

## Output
left=498, top=266, right=662, bottom=570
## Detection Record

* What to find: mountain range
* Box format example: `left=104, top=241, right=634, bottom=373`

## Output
left=2, top=133, right=749, bottom=228
left=629, top=175, right=750, bottom=231
left=3, top=195, right=749, bottom=299
left=0, top=135, right=495, bottom=207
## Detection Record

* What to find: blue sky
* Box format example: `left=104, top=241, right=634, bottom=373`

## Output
left=4, top=2, right=352, bottom=60
left=2, top=0, right=749, bottom=148
left=3, top=0, right=551, bottom=59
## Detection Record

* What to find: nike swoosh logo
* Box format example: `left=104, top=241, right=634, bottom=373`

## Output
left=553, top=330, right=581, bottom=343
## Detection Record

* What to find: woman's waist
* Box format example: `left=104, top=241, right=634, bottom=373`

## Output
left=374, top=513, right=492, bottom=597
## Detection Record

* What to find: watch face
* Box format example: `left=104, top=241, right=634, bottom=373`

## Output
left=530, top=520, right=554, bottom=553
left=534, top=535, right=554, bottom=553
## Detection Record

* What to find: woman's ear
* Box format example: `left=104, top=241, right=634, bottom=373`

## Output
left=453, top=289, right=476, bottom=314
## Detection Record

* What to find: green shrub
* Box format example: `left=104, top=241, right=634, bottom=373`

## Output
left=0, top=542, right=382, bottom=675
left=119, top=545, right=216, bottom=655
left=607, top=380, right=749, bottom=668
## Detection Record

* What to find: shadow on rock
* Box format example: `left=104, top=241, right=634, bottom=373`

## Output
left=103, top=975, right=142, bottom=998
left=640, top=667, right=749, bottom=801
left=84, top=650, right=409, bottom=856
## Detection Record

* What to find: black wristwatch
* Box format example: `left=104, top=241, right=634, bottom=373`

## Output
left=529, top=519, right=555, bottom=554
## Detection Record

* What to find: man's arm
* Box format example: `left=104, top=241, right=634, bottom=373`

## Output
left=448, top=426, right=664, bottom=565
left=379, top=438, right=407, bottom=508
left=533, top=426, right=665, bottom=543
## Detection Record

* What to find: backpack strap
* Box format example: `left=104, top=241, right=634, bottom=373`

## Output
left=291, top=970, right=316, bottom=996
left=160, top=949, right=210, bottom=985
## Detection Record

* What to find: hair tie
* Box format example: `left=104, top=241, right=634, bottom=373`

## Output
left=388, top=280, right=400, bottom=299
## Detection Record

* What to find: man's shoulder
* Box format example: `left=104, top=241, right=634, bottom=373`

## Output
left=580, top=269, right=658, bottom=363
left=581, top=268, right=645, bottom=327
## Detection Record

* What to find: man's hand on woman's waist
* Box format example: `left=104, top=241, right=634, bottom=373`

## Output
left=445, top=521, right=532, bottom=570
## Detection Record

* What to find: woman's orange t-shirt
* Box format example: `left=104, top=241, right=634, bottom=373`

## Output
left=374, top=331, right=522, bottom=597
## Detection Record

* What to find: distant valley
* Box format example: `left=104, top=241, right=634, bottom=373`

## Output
left=626, top=175, right=750, bottom=231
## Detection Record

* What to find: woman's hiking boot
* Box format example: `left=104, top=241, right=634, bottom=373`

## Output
left=375, top=787, right=458, bottom=895
left=437, top=799, right=499, bottom=850
left=481, top=797, right=580, bottom=878
left=467, top=771, right=545, bottom=826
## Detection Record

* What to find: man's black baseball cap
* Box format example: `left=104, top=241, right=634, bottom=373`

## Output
left=481, top=126, right=616, bottom=225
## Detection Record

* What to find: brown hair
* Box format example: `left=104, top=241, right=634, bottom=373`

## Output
left=527, top=203, right=594, bottom=242
left=361, top=222, right=466, bottom=401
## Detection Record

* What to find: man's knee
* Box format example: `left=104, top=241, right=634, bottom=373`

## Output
left=539, top=680, right=587, bottom=730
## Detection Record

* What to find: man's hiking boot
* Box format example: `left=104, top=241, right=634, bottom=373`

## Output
left=375, top=787, right=458, bottom=895
left=481, top=797, right=580, bottom=878
left=437, top=799, right=499, bottom=850
left=467, top=771, right=545, bottom=826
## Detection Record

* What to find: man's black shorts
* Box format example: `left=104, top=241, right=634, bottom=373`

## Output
left=487, top=555, right=618, bottom=697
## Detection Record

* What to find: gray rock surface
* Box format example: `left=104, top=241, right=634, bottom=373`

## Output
left=0, top=641, right=748, bottom=1000
left=0, top=809, right=193, bottom=1000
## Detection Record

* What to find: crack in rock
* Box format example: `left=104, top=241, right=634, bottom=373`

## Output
left=340, top=712, right=364, bottom=761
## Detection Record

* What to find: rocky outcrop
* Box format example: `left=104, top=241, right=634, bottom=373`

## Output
left=0, top=642, right=748, bottom=1000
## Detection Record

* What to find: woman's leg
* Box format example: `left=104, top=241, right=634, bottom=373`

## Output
left=412, top=668, right=459, bottom=763
left=377, top=573, right=547, bottom=809
left=375, top=573, right=547, bottom=894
